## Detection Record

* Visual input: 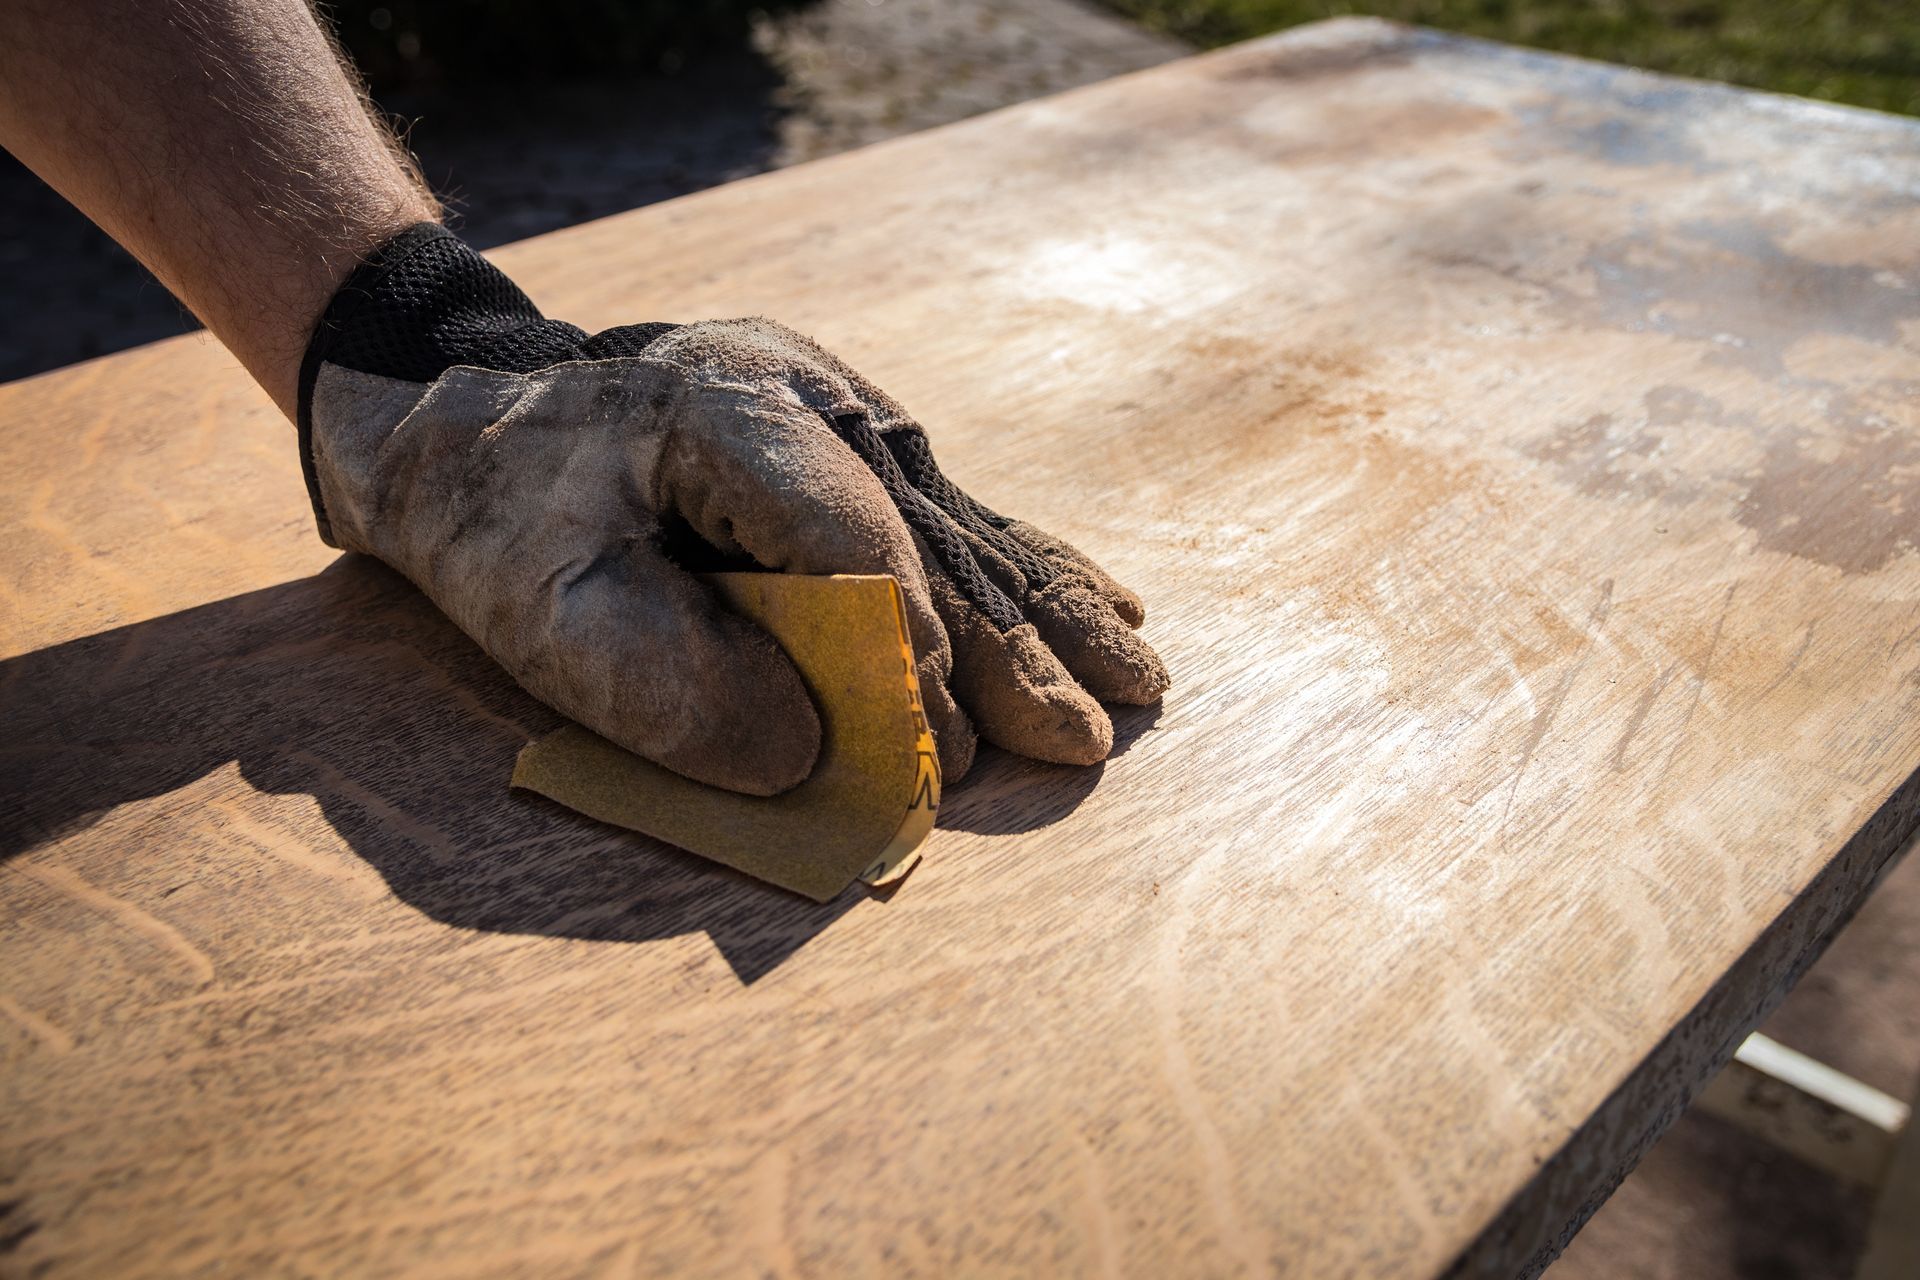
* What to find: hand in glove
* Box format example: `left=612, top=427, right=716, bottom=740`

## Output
left=299, top=224, right=1168, bottom=795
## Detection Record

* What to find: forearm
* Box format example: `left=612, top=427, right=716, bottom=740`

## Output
left=0, top=0, right=439, bottom=416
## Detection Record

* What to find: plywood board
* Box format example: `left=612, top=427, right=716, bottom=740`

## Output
left=4, top=18, right=1919, bottom=1279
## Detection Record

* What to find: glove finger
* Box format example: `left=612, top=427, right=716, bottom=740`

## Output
left=921, top=559, right=1113, bottom=766
left=818, top=411, right=1112, bottom=764
left=655, top=389, right=978, bottom=780
left=1022, top=576, right=1170, bottom=705
left=516, top=537, right=821, bottom=796
left=999, top=518, right=1147, bottom=628
left=878, top=427, right=1149, bottom=629
left=950, top=523, right=1167, bottom=707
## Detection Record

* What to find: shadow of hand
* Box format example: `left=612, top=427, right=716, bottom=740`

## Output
left=0, top=558, right=867, bottom=981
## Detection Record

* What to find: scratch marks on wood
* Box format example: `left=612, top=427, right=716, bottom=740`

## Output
left=1611, top=665, right=1681, bottom=773
left=1762, top=620, right=1818, bottom=696
left=0, top=994, right=74, bottom=1055
left=1659, top=582, right=1739, bottom=785
left=1887, top=612, right=1920, bottom=664
left=12, top=862, right=214, bottom=986
left=1504, top=579, right=1615, bottom=838
left=1608, top=584, right=1743, bottom=783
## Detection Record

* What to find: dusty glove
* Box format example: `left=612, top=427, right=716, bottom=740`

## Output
left=298, top=224, right=1167, bottom=795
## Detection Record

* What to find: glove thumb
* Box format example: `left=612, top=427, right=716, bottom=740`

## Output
left=509, top=541, right=822, bottom=796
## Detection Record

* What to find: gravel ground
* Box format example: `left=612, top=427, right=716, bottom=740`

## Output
left=4, top=4, right=1915, bottom=1276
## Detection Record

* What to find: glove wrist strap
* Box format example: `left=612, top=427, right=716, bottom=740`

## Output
left=297, top=224, right=685, bottom=546
left=295, top=222, right=584, bottom=545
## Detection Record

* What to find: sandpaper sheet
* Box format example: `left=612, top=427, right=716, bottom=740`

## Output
left=511, top=573, right=940, bottom=901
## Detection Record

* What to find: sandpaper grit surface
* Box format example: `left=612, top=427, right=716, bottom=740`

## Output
left=511, top=573, right=939, bottom=901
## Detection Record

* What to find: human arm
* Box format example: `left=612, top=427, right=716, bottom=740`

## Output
left=0, top=0, right=1168, bottom=793
left=0, top=0, right=439, bottom=417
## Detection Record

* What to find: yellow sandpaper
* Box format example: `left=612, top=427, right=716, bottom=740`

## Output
left=510, top=574, right=940, bottom=902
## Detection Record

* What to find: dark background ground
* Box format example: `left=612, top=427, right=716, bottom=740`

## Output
left=3, top=2, right=1916, bottom=1275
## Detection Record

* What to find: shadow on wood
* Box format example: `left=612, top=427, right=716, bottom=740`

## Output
left=0, top=558, right=1106, bottom=981
left=935, top=702, right=1162, bottom=836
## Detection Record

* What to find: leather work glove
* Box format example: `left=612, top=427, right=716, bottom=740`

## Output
left=298, top=224, right=1168, bottom=795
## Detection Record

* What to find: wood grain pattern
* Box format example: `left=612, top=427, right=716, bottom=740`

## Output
left=5, top=18, right=1920, bottom=1278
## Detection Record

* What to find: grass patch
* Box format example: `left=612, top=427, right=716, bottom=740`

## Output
left=1100, top=1, right=1919, bottom=115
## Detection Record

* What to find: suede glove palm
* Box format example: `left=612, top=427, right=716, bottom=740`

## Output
left=298, top=224, right=1167, bottom=795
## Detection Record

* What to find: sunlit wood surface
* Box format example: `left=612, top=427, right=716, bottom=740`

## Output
left=5, top=18, right=1919, bottom=1278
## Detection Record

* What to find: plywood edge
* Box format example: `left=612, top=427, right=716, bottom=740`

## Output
left=1444, top=766, right=1920, bottom=1278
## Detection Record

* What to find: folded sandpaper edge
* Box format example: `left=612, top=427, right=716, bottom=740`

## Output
left=510, top=573, right=940, bottom=901
left=853, top=575, right=942, bottom=889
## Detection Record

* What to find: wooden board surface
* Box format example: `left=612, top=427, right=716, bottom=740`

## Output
left=5, top=18, right=1920, bottom=1278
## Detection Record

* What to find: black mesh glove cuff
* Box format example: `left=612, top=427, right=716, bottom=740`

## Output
left=296, top=222, right=678, bottom=544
